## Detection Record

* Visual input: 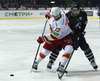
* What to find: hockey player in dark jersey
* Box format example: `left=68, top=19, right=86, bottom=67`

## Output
left=47, top=4, right=98, bottom=71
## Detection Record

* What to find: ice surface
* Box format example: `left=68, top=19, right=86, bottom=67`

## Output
left=0, top=19, right=100, bottom=81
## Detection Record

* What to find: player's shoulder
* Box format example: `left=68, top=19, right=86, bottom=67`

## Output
left=80, top=9, right=87, bottom=14
left=61, top=10, right=65, bottom=14
left=66, top=11, right=71, bottom=17
left=67, top=11, right=71, bottom=15
left=80, top=9, right=86, bottom=12
left=80, top=9, right=87, bottom=16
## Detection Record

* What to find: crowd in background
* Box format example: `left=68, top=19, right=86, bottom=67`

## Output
left=0, top=0, right=100, bottom=10
left=0, top=0, right=35, bottom=10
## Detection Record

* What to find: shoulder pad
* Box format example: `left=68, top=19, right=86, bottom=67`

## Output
left=80, top=9, right=86, bottom=12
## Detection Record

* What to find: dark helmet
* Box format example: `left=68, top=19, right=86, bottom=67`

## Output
left=71, top=3, right=80, bottom=10
left=71, top=3, right=80, bottom=17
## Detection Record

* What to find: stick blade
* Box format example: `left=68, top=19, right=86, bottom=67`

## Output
left=57, top=71, right=68, bottom=79
left=30, top=68, right=37, bottom=73
left=58, top=74, right=62, bottom=79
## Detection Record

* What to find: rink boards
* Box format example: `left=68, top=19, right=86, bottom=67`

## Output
left=0, top=9, right=99, bottom=20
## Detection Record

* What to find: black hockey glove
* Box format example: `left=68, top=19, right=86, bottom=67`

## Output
left=72, top=41, right=79, bottom=50
left=75, top=22, right=81, bottom=29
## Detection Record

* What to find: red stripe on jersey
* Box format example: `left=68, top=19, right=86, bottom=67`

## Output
left=39, top=52, right=46, bottom=59
left=49, top=24, right=52, bottom=32
left=68, top=22, right=70, bottom=26
left=65, top=16, right=68, bottom=25
left=62, top=53, right=70, bottom=59
left=65, top=16, right=70, bottom=27
left=50, top=33, right=58, bottom=40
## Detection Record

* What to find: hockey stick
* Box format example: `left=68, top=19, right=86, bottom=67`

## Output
left=58, top=50, right=74, bottom=79
left=30, top=18, right=48, bottom=73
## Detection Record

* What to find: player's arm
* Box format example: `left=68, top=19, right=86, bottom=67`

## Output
left=37, top=27, right=61, bottom=44
left=37, top=24, right=62, bottom=43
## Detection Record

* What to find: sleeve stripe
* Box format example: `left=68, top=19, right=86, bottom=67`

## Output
left=49, top=24, right=52, bottom=32
left=50, top=33, right=58, bottom=40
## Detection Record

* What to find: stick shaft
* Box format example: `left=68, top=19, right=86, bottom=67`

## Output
left=58, top=50, right=74, bottom=79
left=31, top=18, right=48, bottom=70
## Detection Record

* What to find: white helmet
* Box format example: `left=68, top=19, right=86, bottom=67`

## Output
left=50, top=7, right=61, bottom=17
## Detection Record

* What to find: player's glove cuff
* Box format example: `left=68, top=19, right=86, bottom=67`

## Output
left=37, top=35, right=48, bottom=44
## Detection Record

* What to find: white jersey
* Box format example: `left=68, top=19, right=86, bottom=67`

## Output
left=46, top=10, right=72, bottom=41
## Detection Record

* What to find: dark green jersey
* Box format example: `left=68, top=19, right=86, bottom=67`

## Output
left=67, top=9, right=88, bottom=35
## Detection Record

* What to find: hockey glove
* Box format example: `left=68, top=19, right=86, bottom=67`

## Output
left=75, top=22, right=81, bottom=29
left=37, top=35, right=48, bottom=43
left=73, top=42, right=79, bottom=50
left=45, top=10, right=51, bottom=19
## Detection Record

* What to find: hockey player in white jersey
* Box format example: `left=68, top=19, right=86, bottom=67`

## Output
left=32, top=7, right=73, bottom=73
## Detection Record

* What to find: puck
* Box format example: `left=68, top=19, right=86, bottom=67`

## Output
left=10, top=74, right=14, bottom=76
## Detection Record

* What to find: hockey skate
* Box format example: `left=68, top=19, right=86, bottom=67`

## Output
left=57, top=65, right=64, bottom=73
left=32, top=61, right=38, bottom=70
left=91, top=61, right=98, bottom=70
left=47, top=60, right=54, bottom=69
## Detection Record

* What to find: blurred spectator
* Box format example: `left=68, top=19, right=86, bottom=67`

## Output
left=20, top=4, right=26, bottom=9
left=0, top=0, right=100, bottom=10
